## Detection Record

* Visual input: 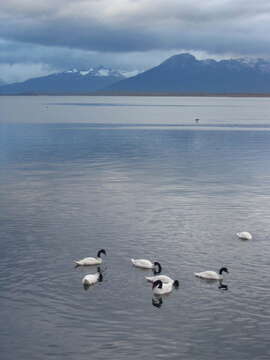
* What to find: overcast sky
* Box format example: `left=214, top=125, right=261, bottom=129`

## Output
left=1, top=0, right=270, bottom=83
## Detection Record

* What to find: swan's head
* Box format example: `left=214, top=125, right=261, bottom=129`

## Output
left=97, top=249, right=107, bottom=258
left=152, top=280, right=163, bottom=289
left=153, top=262, right=162, bottom=274
left=173, top=280, right=179, bottom=289
left=219, top=267, right=229, bottom=275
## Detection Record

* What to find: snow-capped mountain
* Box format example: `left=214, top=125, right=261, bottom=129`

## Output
left=64, top=66, right=139, bottom=78
left=105, top=54, right=270, bottom=94
left=0, top=66, right=138, bottom=94
left=2, top=55, right=270, bottom=95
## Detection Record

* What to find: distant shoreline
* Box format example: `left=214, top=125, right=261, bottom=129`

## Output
left=1, top=92, right=270, bottom=97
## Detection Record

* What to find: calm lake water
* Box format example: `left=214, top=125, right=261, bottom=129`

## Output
left=1, top=96, right=270, bottom=360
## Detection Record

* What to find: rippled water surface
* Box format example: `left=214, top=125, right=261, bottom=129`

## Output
left=1, top=96, right=270, bottom=360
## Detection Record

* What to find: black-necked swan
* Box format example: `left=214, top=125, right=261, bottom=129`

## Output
left=237, top=231, right=252, bottom=240
left=74, top=249, right=106, bottom=266
left=152, top=279, right=179, bottom=295
left=194, top=267, right=229, bottom=280
left=82, top=268, right=103, bottom=289
left=131, top=259, right=162, bottom=274
left=145, top=275, right=178, bottom=285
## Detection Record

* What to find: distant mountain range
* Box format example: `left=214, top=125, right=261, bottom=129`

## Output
left=2, top=54, right=270, bottom=94
left=0, top=67, right=134, bottom=94
left=106, top=54, right=270, bottom=94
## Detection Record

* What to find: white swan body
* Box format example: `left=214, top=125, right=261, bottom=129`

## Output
left=145, top=275, right=174, bottom=284
left=131, top=258, right=155, bottom=268
left=131, top=259, right=162, bottom=274
left=74, top=249, right=106, bottom=266
left=237, top=231, right=252, bottom=240
left=82, top=268, right=103, bottom=289
left=195, top=271, right=222, bottom=280
left=152, top=280, right=176, bottom=295
left=75, top=257, right=102, bottom=266
left=82, top=272, right=100, bottom=285
left=195, top=267, right=229, bottom=280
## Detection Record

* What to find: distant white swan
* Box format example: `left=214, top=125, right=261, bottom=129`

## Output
left=237, top=231, right=252, bottom=240
left=74, top=249, right=106, bottom=266
left=152, top=279, right=179, bottom=295
left=82, top=268, right=103, bottom=289
left=194, top=267, right=229, bottom=280
left=131, top=259, right=162, bottom=273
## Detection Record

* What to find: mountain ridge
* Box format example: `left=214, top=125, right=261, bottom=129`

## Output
left=0, top=66, right=132, bottom=94
left=2, top=54, right=270, bottom=94
left=104, top=53, right=270, bottom=94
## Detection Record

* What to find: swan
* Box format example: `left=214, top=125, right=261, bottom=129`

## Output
left=145, top=275, right=176, bottom=285
left=74, top=249, right=106, bottom=266
left=194, top=267, right=229, bottom=280
left=152, top=279, right=179, bottom=295
left=237, top=231, right=252, bottom=240
left=82, top=268, right=103, bottom=289
left=131, top=259, right=162, bottom=274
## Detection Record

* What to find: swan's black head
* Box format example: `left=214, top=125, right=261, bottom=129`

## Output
left=152, top=280, right=163, bottom=289
left=97, top=249, right=106, bottom=258
left=153, top=262, right=162, bottom=274
left=173, top=280, right=180, bottom=289
left=219, top=267, right=229, bottom=275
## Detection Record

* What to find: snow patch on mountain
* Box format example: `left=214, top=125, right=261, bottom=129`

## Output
left=79, top=69, right=93, bottom=76
left=119, top=70, right=140, bottom=78
left=97, top=68, right=110, bottom=76
left=64, top=66, right=139, bottom=78
left=65, top=68, right=78, bottom=73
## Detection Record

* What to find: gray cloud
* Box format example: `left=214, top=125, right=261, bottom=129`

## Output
left=1, top=0, right=270, bottom=82
left=1, top=0, right=270, bottom=54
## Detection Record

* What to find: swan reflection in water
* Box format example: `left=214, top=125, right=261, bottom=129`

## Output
left=218, top=280, right=228, bottom=291
left=152, top=296, right=163, bottom=308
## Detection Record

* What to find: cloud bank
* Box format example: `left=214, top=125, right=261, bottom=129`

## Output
left=1, top=0, right=270, bottom=82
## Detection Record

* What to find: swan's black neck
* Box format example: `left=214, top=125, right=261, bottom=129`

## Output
left=97, top=249, right=106, bottom=258
left=153, top=280, right=163, bottom=289
left=219, top=267, right=228, bottom=275
left=153, top=262, right=162, bottom=274
left=96, top=267, right=103, bottom=281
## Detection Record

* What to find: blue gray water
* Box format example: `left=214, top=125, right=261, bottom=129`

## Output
left=1, top=96, right=270, bottom=360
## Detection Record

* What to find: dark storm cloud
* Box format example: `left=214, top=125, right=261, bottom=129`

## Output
left=1, top=0, right=270, bottom=54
